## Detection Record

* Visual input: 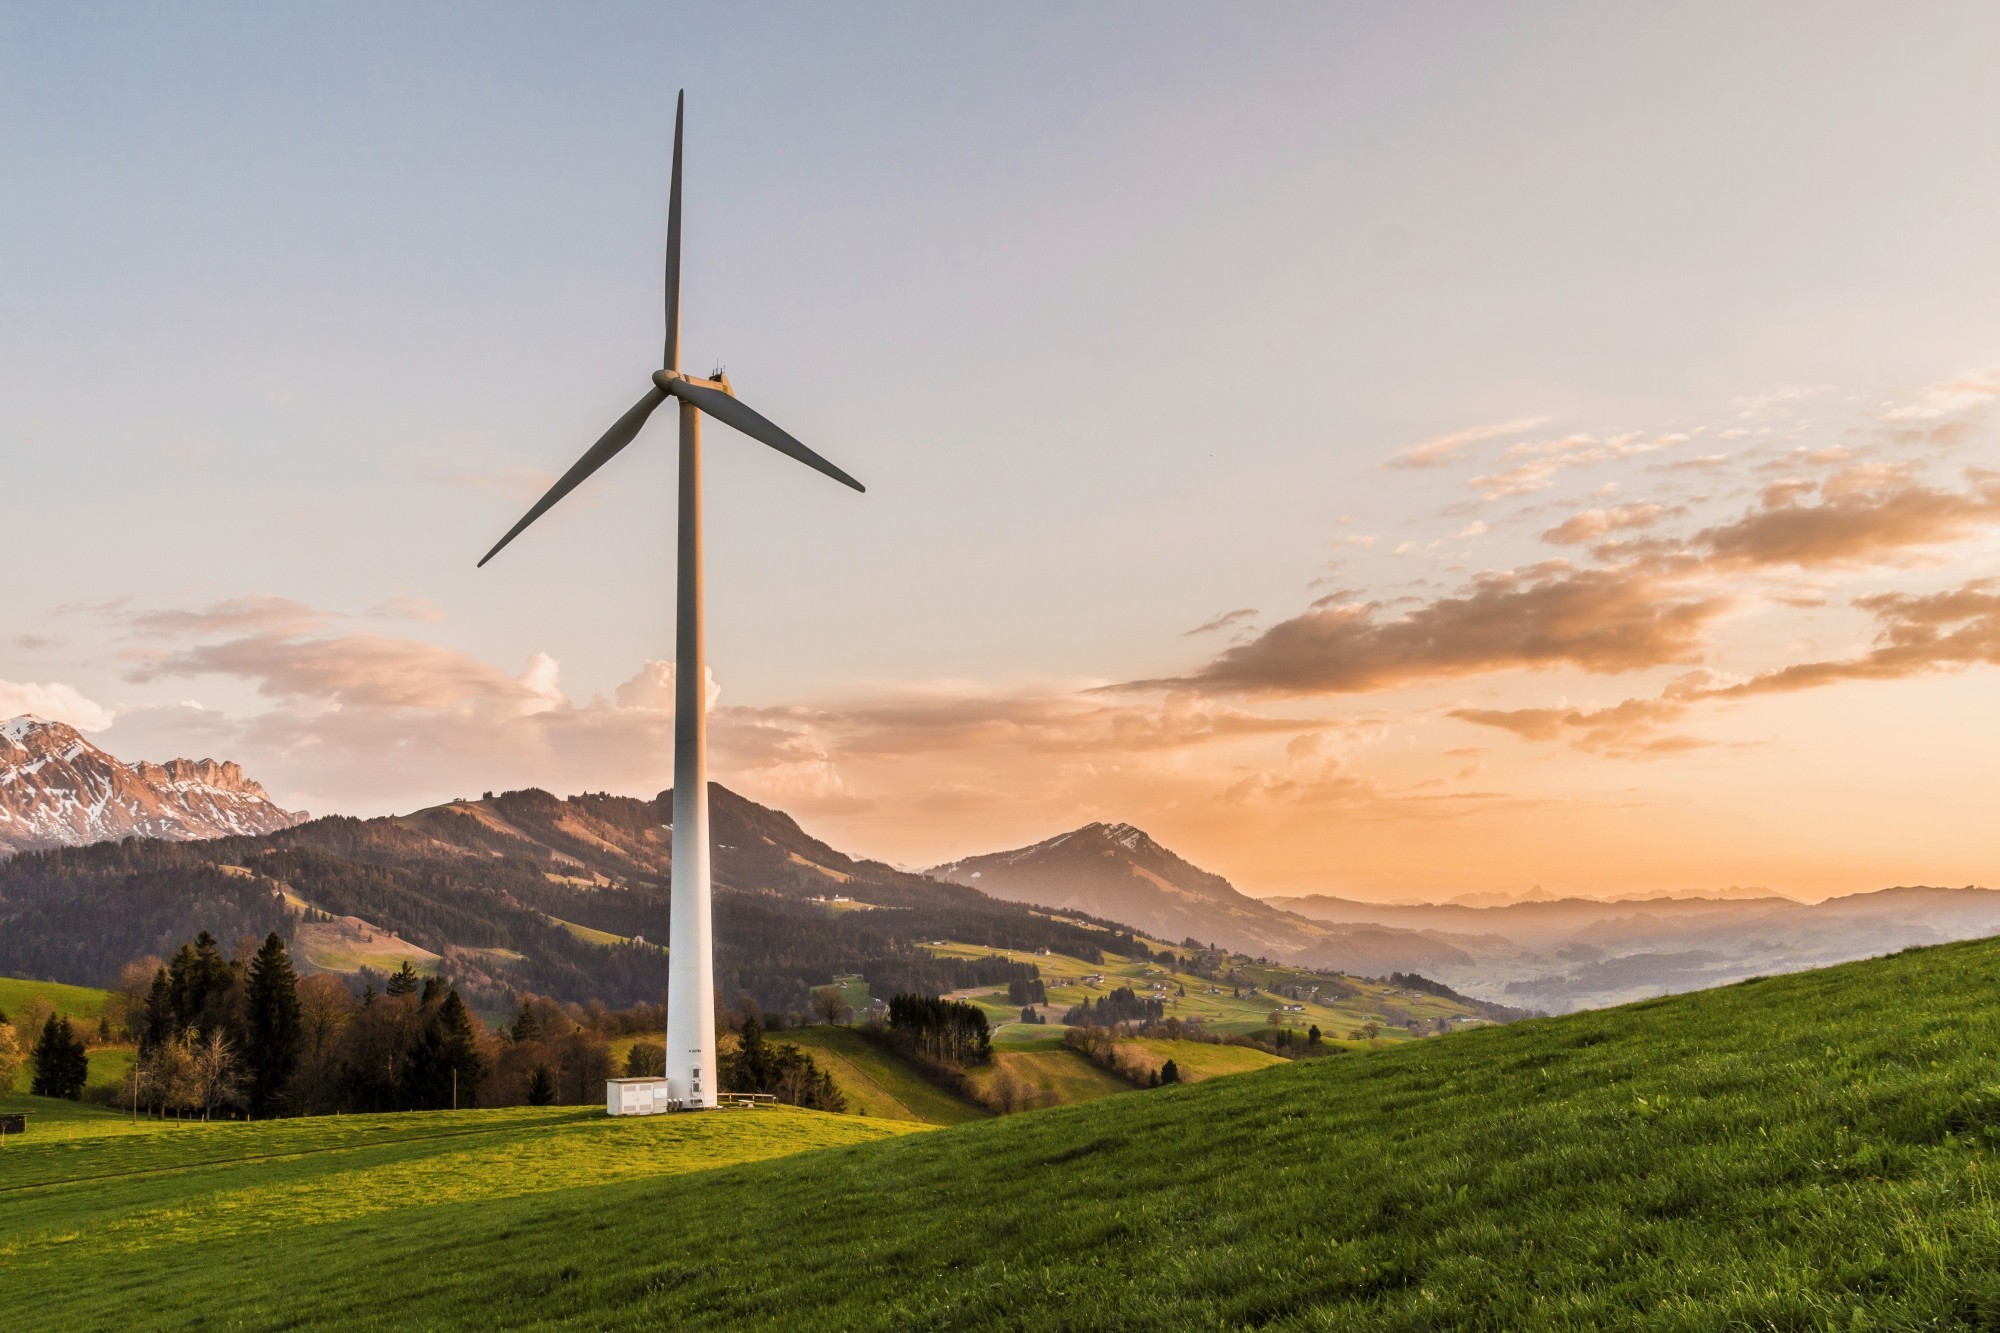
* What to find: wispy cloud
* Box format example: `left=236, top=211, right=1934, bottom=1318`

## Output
left=1382, top=417, right=1549, bottom=471
left=1183, top=608, right=1257, bottom=637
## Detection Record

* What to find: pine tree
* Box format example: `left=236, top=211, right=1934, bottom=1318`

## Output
left=386, top=961, right=421, bottom=997
left=1160, top=1058, right=1180, bottom=1085
left=243, top=932, right=302, bottom=1117
left=140, top=967, right=174, bottom=1054
left=168, top=931, right=237, bottom=1036
left=526, top=1064, right=557, bottom=1105
left=510, top=999, right=542, bottom=1043
left=435, top=990, right=483, bottom=1108
left=30, top=1014, right=89, bottom=1099
left=404, top=989, right=484, bottom=1110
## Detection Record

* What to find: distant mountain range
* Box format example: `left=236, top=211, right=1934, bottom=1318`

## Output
left=1267, top=888, right=2000, bottom=1011
left=929, top=816, right=2000, bottom=1012
left=0, top=716, right=306, bottom=855
left=5, top=717, right=1995, bottom=1018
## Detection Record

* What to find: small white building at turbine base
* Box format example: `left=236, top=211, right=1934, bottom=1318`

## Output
left=607, top=1077, right=682, bottom=1116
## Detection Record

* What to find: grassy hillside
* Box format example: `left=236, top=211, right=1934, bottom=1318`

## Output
left=16, top=937, right=2000, bottom=1327
left=2, top=976, right=131, bottom=1098
left=780, top=1026, right=990, bottom=1125
left=960, top=1037, right=1133, bottom=1108
left=1123, top=1035, right=1286, bottom=1082
left=0, top=974, right=113, bottom=1023
left=0, top=1099, right=921, bottom=1328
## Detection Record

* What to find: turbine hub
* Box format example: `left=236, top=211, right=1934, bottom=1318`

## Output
left=651, top=370, right=682, bottom=391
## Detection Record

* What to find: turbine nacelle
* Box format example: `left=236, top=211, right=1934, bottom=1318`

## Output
left=652, top=369, right=732, bottom=396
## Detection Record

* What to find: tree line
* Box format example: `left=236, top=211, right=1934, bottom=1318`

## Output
left=1062, top=985, right=1165, bottom=1027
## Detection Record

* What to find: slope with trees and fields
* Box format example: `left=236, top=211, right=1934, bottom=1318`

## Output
left=11, top=934, right=2000, bottom=1325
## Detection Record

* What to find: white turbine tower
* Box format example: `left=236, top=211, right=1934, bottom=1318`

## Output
left=477, top=92, right=864, bottom=1110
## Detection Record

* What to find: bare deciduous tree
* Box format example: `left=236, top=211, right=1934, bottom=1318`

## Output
left=810, top=986, right=853, bottom=1026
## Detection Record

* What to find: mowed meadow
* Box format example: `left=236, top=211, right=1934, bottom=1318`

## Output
left=10, top=937, right=2000, bottom=1327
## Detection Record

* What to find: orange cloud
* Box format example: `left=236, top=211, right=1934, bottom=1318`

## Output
left=1151, top=564, right=1726, bottom=696
left=1542, top=503, right=1668, bottom=546
left=1697, top=470, right=2000, bottom=568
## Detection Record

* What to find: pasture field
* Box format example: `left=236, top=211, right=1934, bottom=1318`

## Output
left=10, top=935, right=2000, bottom=1326
left=0, top=974, right=114, bottom=1023
left=0, top=1098, right=920, bottom=1329
left=926, top=938, right=1472, bottom=1042
left=3, top=977, right=133, bottom=1099
left=780, top=1025, right=990, bottom=1124
left=1122, top=1035, right=1286, bottom=1082
left=959, top=1043, right=1132, bottom=1108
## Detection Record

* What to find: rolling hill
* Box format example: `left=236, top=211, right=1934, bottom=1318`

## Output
left=0, top=784, right=1152, bottom=1014
left=7, top=934, right=2000, bottom=1326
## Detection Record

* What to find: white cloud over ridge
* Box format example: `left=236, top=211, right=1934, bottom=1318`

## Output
left=0, top=679, right=114, bottom=732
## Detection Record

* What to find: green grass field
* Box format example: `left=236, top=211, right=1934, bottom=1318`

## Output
left=960, top=1044, right=1133, bottom=1108
left=0, top=1099, right=921, bottom=1328
left=1123, top=1035, right=1287, bottom=1082
left=16, top=937, right=2000, bottom=1326
left=3, top=976, right=132, bottom=1098
left=780, top=1025, right=990, bottom=1125
left=0, top=974, right=114, bottom=1023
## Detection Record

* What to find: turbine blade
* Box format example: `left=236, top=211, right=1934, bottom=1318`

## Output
left=476, top=386, right=669, bottom=567
left=662, top=91, right=684, bottom=372
left=670, top=380, right=865, bottom=492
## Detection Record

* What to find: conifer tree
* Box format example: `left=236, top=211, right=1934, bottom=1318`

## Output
left=526, top=1064, right=557, bottom=1105
left=403, top=988, right=484, bottom=1109
left=510, top=999, right=542, bottom=1043
left=1160, top=1058, right=1180, bottom=1085
left=29, top=1015, right=89, bottom=1099
left=244, top=932, right=302, bottom=1117
left=386, top=961, right=421, bottom=997
left=168, top=931, right=237, bottom=1036
left=140, top=966, right=174, bottom=1054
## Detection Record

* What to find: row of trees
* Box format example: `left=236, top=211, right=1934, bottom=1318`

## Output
left=1006, top=977, right=1047, bottom=1006
left=121, top=933, right=491, bottom=1118
left=106, top=932, right=857, bottom=1118
left=1062, top=986, right=1165, bottom=1028
left=881, top=994, right=991, bottom=1067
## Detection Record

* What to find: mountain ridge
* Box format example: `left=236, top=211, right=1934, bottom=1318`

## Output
left=0, top=715, right=306, bottom=856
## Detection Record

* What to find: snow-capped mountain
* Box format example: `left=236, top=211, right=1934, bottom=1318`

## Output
left=0, top=715, right=306, bottom=855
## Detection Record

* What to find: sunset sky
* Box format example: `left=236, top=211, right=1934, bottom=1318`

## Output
left=5, top=5, right=2000, bottom=902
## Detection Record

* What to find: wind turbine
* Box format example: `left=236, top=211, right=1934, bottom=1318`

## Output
left=477, top=92, right=864, bottom=1111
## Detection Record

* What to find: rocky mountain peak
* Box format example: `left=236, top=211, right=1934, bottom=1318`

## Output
left=0, top=715, right=305, bottom=856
